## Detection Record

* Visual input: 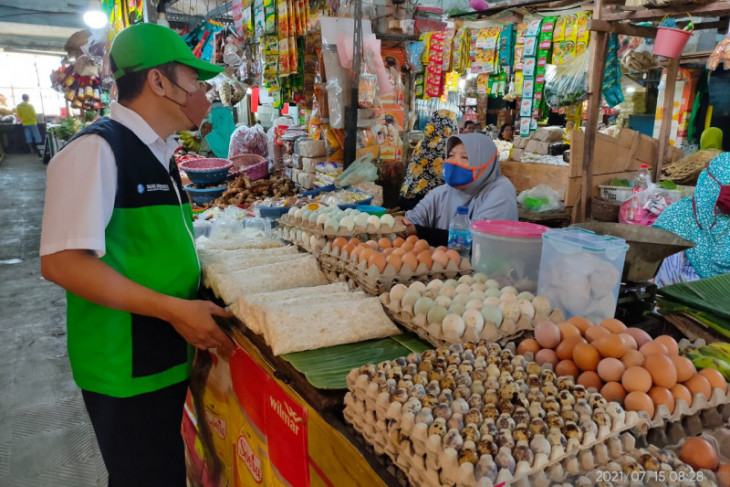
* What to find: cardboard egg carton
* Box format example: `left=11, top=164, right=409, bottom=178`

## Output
left=343, top=349, right=647, bottom=487
left=380, top=294, right=532, bottom=349
left=318, top=242, right=472, bottom=296
left=278, top=214, right=406, bottom=237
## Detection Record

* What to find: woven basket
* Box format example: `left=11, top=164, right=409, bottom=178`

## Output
left=230, top=154, right=269, bottom=182
left=591, top=197, right=622, bottom=222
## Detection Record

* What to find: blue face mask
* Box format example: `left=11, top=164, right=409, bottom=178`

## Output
left=443, top=156, right=494, bottom=189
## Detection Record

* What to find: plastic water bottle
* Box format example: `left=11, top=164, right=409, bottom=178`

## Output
left=632, top=164, right=651, bottom=193
left=448, top=206, right=472, bottom=259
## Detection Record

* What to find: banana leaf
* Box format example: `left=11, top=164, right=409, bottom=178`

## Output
left=281, top=333, right=430, bottom=390
left=658, top=274, right=730, bottom=322
left=658, top=297, right=730, bottom=339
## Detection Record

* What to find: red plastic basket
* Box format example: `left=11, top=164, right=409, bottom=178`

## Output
left=230, top=154, right=269, bottom=182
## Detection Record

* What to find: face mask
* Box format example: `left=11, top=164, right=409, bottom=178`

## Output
left=708, top=170, right=730, bottom=214
left=163, top=77, right=210, bottom=129
left=443, top=154, right=495, bottom=189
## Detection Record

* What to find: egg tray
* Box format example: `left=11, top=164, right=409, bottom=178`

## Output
left=343, top=342, right=647, bottom=487
left=316, top=243, right=472, bottom=297
left=277, top=215, right=406, bottom=238
left=545, top=436, right=714, bottom=487
left=380, top=294, right=532, bottom=350
left=663, top=424, right=730, bottom=484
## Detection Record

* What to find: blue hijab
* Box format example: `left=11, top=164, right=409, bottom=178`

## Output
left=654, top=153, right=730, bottom=278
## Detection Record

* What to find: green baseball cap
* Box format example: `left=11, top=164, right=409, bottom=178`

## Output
left=110, top=23, right=224, bottom=81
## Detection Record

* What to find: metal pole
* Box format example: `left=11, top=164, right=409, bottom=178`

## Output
left=343, top=0, right=363, bottom=169
left=33, top=60, right=47, bottom=119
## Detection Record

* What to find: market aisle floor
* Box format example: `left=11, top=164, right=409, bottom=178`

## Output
left=0, top=153, right=108, bottom=486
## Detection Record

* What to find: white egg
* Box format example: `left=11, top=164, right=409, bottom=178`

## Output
left=435, top=295, right=452, bottom=308
left=288, top=207, right=297, bottom=216
left=466, top=299, right=484, bottom=310
left=473, top=273, right=489, bottom=283
left=295, top=209, right=306, bottom=220
left=316, top=213, right=329, bottom=226
left=409, top=281, right=427, bottom=294
left=307, top=211, right=319, bottom=223
left=380, top=214, right=395, bottom=229
left=389, top=283, right=408, bottom=303
left=458, top=275, right=474, bottom=285
left=485, top=279, right=500, bottom=289
left=455, top=283, right=472, bottom=295
left=324, top=217, right=340, bottom=231
left=355, top=213, right=369, bottom=229
left=340, top=216, right=355, bottom=232
left=442, top=314, right=466, bottom=341
left=367, top=215, right=381, bottom=226
left=426, top=279, right=444, bottom=291
left=439, top=285, right=456, bottom=298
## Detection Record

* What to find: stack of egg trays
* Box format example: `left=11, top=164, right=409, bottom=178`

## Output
left=343, top=350, right=647, bottom=487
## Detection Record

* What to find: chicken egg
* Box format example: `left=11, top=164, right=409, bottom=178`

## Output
left=432, top=251, right=449, bottom=268
left=367, top=215, right=381, bottom=227
left=446, top=249, right=461, bottom=262
left=413, top=239, right=430, bottom=253
left=392, top=237, right=405, bottom=248
left=365, top=240, right=379, bottom=249
left=324, top=217, right=340, bottom=231
left=417, top=250, right=433, bottom=269
left=380, top=214, right=395, bottom=229
left=624, top=391, right=654, bottom=418
left=386, top=254, right=403, bottom=272
left=316, top=213, right=329, bottom=226
left=670, top=356, right=697, bottom=383
left=648, top=386, right=675, bottom=414
left=644, top=353, right=677, bottom=389
left=332, top=237, right=348, bottom=249
left=378, top=238, right=392, bottom=249
left=601, top=381, right=627, bottom=403
left=622, top=366, right=652, bottom=393
left=401, top=252, right=419, bottom=272
left=684, top=374, right=712, bottom=399
left=340, top=216, right=355, bottom=232
left=368, top=252, right=387, bottom=273
left=653, top=335, right=679, bottom=356
left=671, top=383, right=693, bottom=406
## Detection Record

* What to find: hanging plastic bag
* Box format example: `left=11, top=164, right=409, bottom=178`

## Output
left=334, top=153, right=378, bottom=187
left=619, top=184, right=674, bottom=226
left=544, top=50, right=590, bottom=108
left=517, top=184, right=565, bottom=213
left=228, top=124, right=269, bottom=158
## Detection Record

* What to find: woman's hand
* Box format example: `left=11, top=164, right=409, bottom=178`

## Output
left=395, top=216, right=418, bottom=239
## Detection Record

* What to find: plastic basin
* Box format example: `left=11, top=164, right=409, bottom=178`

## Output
left=184, top=183, right=227, bottom=206
left=179, top=158, right=232, bottom=185
left=470, top=220, right=549, bottom=293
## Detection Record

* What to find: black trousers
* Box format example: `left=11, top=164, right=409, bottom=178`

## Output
left=82, top=380, right=189, bottom=487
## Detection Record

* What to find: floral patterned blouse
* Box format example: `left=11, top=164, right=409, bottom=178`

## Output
left=400, top=109, right=458, bottom=203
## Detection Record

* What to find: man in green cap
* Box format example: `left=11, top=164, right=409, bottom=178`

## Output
left=40, top=23, right=234, bottom=486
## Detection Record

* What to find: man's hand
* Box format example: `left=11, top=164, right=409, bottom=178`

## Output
left=163, top=299, right=235, bottom=355
left=395, top=216, right=418, bottom=239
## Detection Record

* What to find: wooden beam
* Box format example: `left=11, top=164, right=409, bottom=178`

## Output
left=655, top=58, right=680, bottom=183
left=590, top=18, right=658, bottom=37
left=601, top=1, right=730, bottom=22
left=578, top=30, right=610, bottom=223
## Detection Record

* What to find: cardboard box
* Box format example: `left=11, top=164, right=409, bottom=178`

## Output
left=525, top=140, right=552, bottom=155
left=533, top=126, right=564, bottom=142
left=513, top=136, right=529, bottom=149
left=301, top=157, right=327, bottom=174
left=570, top=129, right=656, bottom=178
left=511, top=148, right=524, bottom=162
left=298, top=140, right=327, bottom=158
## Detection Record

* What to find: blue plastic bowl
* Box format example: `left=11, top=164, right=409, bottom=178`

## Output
left=184, top=184, right=227, bottom=205
left=179, top=158, right=232, bottom=185
left=183, top=167, right=231, bottom=185
left=356, top=205, right=387, bottom=216
left=258, top=206, right=291, bottom=220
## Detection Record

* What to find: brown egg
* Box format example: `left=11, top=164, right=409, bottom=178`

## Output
left=671, top=356, right=697, bottom=383
left=368, top=252, right=387, bottom=273
left=639, top=341, right=669, bottom=356
left=585, top=325, right=611, bottom=343
left=342, top=243, right=356, bottom=256
left=405, top=235, right=419, bottom=245
left=648, top=386, right=675, bottom=415
left=625, top=391, right=655, bottom=418
left=717, top=463, right=730, bottom=487
left=349, top=238, right=362, bottom=246
left=671, top=383, right=693, bottom=407
left=413, top=239, right=430, bottom=253
left=392, top=237, right=405, bottom=248
left=683, top=374, right=709, bottom=402
left=517, top=339, right=540, bottom=356
left=432, top=251, right=449, bottom=268
left=597, top=358, right=625, bottom=382
left=401, top=242, right=415, bottom=252
left=382, top=248, right=394, bottom=257
left=618, top=333, right=638, bottom=351
left=573, top=343, right=601, bottom=372
left=679, top=437, right=719, bottom=472
left=644, top=353, right=677, bottom=389
left=446, top=249, right=461, bottom=262
left=365, top=240, right=379, bottom=249
left=555, top=360, right=580, bottom=379
left=654, top=335, right=679, bottom=356
left=601, top=381, right=627, bottom=403
left=699, top=368, right=727, bottom=393
left=624, top=328, right=652, bottom=349
left=416, top=250, right=434, bottom=269
left=378, top=237, right=392, bottom=249
left=535, top=349, right=559, bottom=367
left=568, top=317, right=593, bottom=335
left=622, top=366, right=653, bottom=393
left=359, top=247, right=376, bottom=263
left=535, top=321, right=561, bottom=349
left=556, top=336, right=587, bottom=361
left=386, top=254, right=403, bottom=272
left=435, top=246, right=447, bottom=253
left=558, top=322, right=582, bottom=340
left=578, top=370, right=603, bottom=391
left=594, top=334, right=627, bottom=359
left=600, top=318, right=627, bottom=334
left=332, top=237, right=348, bottom=249
left=621, top=350, right=646, bottom=369
left=401, top=252, right=419, bottom=272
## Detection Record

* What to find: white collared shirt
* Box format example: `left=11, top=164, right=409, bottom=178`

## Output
left=40, top=102, right=180, bottom=257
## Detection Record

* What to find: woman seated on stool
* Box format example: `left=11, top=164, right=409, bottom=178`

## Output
left=396, top=133, right=518, bottom=246
left=654, top=153, right=730, bottom=286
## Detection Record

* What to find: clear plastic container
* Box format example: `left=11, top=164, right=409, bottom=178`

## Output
left=537, top=227, right=629, bottom=323
left=470, top=220, right=549, bottom=293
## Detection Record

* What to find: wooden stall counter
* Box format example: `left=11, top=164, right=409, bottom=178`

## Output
left=184, top=320, right=396, bottom=487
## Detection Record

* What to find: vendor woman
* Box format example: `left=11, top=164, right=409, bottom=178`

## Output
left=397, top=133, right=518, bottom=245
left=654, top=153, right=730, bottom=286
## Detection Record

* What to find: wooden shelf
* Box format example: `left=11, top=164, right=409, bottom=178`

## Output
left=600, top=1, right=730, bottom=22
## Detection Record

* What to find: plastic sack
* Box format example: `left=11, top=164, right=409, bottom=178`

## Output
left=619, top=185, right=674, bottom=226
left=334, top=154, right=378, bottom=187
left=228, top=124, right=269, bottom=158
left=406, top=42, right=425, bottom=72
left=517, top=184, right=565, bottom=213
left=544, top=50, right=589, bottom=108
